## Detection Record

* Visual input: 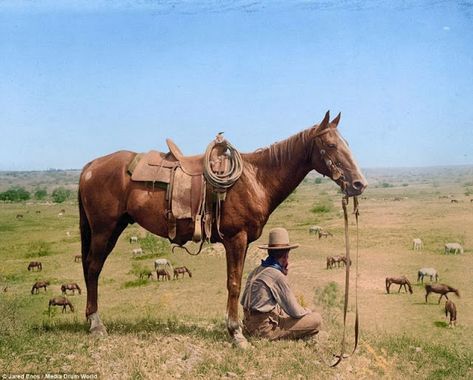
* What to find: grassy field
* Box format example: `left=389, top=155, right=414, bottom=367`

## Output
left=1, top=166, right=473, bottom=379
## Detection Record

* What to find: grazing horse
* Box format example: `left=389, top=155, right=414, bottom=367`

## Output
left=385, top=276, right=413, bottom=294
left=78, top=111, right=367, bottom=346
left=156, top=269, right=171, bottom=281
left=28, top=261, right=42, bottom=271
left=318, top=230, right=333, bottom=239
left=425, top=284, right=460, bottom=304
left=450, top=199, right=458, bottom=203
left=444, top=243, right=463, bottom=255
left=49, top=296, right=74, bottom=313
left=154, top=258, right=174, bottom=274
left=173, top=266, right=192, bottom=279
left=309, top=225, right=322, bottom=235
left=132, top=248, right=143, bottom=256
left=61, top=283, right=82, bottom=295
left=412, top=238, right=423, bottom=251
left=74, top=254, right=82, bottom=262
left=16, top=214, right=24, bottom=219
left=417, top=267, right=439, bottom=283
left=326, top=255, right=349, bottom=269
left=445, top=300, right=457, bottom=327
left=31, top=281, right=50, bottom=294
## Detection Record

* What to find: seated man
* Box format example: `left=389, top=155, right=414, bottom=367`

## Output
left=241, top=227, right=322, bottom=340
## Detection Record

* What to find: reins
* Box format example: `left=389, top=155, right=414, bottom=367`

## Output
left=323, top=195, right=360, bottom=368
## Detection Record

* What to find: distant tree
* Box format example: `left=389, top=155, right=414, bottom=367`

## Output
left=314, top=177, right=323, bottom=184
left=34, top=188, right=48, bottom=200
left=51, top=187, right=72, bottom=203
left=0, top=186, right=30, bottom=202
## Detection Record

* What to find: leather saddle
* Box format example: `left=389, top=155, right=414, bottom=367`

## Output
left=127, top=139, right=217, bottom=243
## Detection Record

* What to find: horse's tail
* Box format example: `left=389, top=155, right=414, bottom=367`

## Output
left=78, top=186, right=91, bottom=271
left=77, top=285, right=82, bottom=294
left=31, top=284, right=35, bottom=294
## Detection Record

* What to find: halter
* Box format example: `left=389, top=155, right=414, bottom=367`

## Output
left=312, top=127, right=346, bottom=186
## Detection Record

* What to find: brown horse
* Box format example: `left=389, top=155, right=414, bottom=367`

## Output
left=173, top=266, right=192, bottom=279
left=31, top=281, right=50, bottom=294
left=156, top=269, right=171, bottom=281
left=78, top=111, right=367, bottom=346
left=445, top=300, right=457, bottom=327
left=61, top=283, right=82, bottom=295
left=28, top=261, right=42, bottom=271
left=425, top=283, right=460, bottom=304
left=385, top=276, right=413, bottom=294
left=74, top=254, right=82, bottom=262
left=49, top=296, right=74, bottom=313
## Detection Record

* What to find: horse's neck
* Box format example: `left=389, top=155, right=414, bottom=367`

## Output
left=245, top=136, right=313, bottom=213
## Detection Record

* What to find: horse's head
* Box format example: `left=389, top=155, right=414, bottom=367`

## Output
left=310, top=111, right=367, bottom=197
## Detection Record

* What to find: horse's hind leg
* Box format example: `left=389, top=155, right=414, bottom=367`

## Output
left=83, top=218, right=128, bottom=335
left=223, top=231, right=249, bottom=349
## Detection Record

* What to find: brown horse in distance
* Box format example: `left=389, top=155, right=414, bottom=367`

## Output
left=31, top=281, right=50, bottom=294
left=78, top=111, right=367, bottom=347
left=385, top=276, right=413, bottom=294
left=61, top=283, right=82, bottom=295
left=49, top=296, right=74, bottom=313
left=28, top=261, right=42, bottom=271
left=173, top=266, right=192, bottom=279
left=445, top=300, right=457, bottom=327
left=156, top=269, right=171, bottom=281
left=425, top=284, right=460, bottom=304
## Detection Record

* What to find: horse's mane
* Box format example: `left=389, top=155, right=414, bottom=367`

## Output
left=245, top=127, right=315, bottom=167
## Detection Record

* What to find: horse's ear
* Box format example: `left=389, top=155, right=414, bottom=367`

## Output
left=318, top=110, right=330, bottom=130
left=330, top=112, right=341, bottom=128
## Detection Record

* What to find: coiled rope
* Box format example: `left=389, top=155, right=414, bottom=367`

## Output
left=203, top=138, right=243, bottom=190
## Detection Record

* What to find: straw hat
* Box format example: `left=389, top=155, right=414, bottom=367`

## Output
left=258, top=227, right=300, bottom=250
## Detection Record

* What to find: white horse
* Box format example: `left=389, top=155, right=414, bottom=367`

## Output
left=129, top=236, right=138, bottom=243
left=417, top=267, right=439, bottom=283
left=309, top=225, right=323, bottom=234
left=412, top=238, right=423, bottom=251
left=444, top=243, right=463, bottom=255
left=132, top=248, right=143, bottom=256
left=154, top=258, right=173, bottom=273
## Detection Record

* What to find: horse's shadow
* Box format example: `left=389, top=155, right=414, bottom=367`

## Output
left=434, top=320, right=448, bottom=328
left=38, top=317, right=228, bottom=341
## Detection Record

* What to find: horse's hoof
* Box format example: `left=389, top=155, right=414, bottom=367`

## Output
left=232, top=330, right=250, bottom=349
left=90, top=324, right=107, bottom=336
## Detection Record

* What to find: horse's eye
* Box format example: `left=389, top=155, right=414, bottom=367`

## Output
left=328, top=144, right=337, bottom=149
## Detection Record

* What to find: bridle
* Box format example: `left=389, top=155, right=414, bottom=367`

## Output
left=312, top=127, right=347, bottom=189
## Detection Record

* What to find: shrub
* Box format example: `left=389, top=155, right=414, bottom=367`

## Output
left=310, top=199, right=333, bottom=214
left=34, top=188, right=48, bottom=200
left=140, top=233, right=170, bottom=256
left=314, top=177, right=323, bottom=184
left=51, top=187, right=72, bottom=203
left=0, top=187, right=30, bottom=202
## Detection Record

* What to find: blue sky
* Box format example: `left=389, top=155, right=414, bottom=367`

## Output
left=1, top=1, right=472, bottom=170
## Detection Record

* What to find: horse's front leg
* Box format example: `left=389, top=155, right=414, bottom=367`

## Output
left=223, top=231, right=249, bottom=349
left=438, top=294, right=445, bottom=304
left=398, top=284, right=402, bottom=293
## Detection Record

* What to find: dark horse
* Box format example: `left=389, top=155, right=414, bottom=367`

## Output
left=385, top=276, right=413, bottom=294
left=49, top=296, right=74, bottom=313
left=31, top=280, right=50, bottom=294
left=425, top=283, right=460, bottom=304
left=78, top=111, right=367, bottom=347
left=173, top=266, right=192, bottom=279
left=28, top=261, right=42, bottom=271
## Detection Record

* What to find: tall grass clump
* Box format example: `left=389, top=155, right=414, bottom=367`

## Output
left=310, top=199, right=333, bottom=214
left=25, top=240, right=52, bottom=258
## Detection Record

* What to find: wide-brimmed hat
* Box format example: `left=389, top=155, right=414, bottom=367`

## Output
left=258, top=227, right=300, bottom=250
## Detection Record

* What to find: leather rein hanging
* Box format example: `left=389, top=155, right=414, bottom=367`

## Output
left=313, top=127, right=360, bottom=367
left=330, top=195, right=360, bottom=367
